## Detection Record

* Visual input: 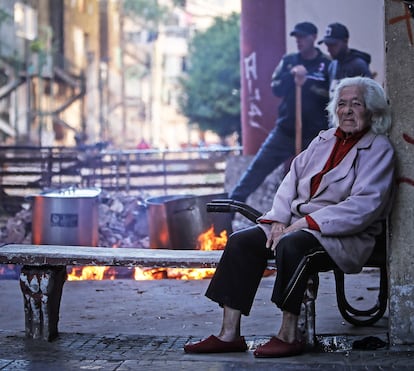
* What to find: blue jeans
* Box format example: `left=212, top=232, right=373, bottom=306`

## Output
left=229, top=127, right=314, bottom=202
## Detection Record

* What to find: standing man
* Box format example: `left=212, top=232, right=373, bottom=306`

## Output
left=230, top=22, right=330, bottom=203
left=318, top=22, right=372, bottom=96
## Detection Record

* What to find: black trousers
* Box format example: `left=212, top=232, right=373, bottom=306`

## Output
left=205, top=225, right=337, bottom=316
left=229, top=127, right=317, bottom=202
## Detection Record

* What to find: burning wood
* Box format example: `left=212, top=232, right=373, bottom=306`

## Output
left=67, top=266, right=112, bottom=281
left=134, top=267, right=217, bottom=280
left=197, top=225, right=227, bottom=250
left=67, top=225, right=228, bottom=281
left=128, top=226, right=228, bottom=280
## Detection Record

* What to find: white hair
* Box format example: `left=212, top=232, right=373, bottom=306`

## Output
left=327, top=77, right=391, bottom=134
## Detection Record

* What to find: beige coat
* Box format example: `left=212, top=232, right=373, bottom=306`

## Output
left=258, top=128, right=395, bottom=273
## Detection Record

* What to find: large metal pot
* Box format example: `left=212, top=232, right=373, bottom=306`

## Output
left=31, top=187, right=101, bottom=246
left=146, top=193, right=233, bottom=250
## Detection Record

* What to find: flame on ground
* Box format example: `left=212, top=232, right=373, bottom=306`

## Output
left=66, top=225, right=227, bottom=281
left=197, top=225, right=227, bottom=251
left=67, top=266, right=117, bottom=281
left=133, top=267, right=217, bottom=280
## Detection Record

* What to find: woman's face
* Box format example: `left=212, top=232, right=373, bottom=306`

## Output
left=336, top=86, right=371, bottom=135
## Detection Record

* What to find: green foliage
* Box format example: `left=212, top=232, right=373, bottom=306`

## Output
left=0, top=9, right=12, bottom=24
left=179, top=13, right=241, bottom=139
left=123, top=0, right=170, bottom=31
left=30, top=39, right=45, bottom=53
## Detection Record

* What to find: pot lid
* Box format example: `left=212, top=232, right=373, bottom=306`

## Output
left=38, top=187, right=101, bottom=198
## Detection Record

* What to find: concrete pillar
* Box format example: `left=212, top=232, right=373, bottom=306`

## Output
left=240, top=0, right=286, bottom=155
left=385, top=0, right=414, bottom=345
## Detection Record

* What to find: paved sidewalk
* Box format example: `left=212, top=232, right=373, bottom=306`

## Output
left=0, top=271, right=413, bottom=370
left=1, top=331, right=414, bottom=370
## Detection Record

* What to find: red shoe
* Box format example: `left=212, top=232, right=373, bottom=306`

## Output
left=184, top=335, right=248, bottom=354
left=253, top=336, right=305, bottom=358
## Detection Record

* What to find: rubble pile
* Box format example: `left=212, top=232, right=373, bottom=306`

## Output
left=98, top=192, right=150, bottom=248
left=0, top=191, right=151, bottom=248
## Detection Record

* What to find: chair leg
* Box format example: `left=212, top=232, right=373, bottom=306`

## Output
left=334, top=267, right=387, bottom=326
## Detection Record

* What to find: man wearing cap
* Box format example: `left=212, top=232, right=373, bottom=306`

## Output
left=318, top=22, right=372, bottom=97
left=229, top=22, right=330, bottom=203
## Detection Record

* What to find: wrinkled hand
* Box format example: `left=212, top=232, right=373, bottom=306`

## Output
left=266, top=218, right=309, bottom=252
left=266, top=222, right=287, bottom=252
left=291, top=65, right=307, bottom=86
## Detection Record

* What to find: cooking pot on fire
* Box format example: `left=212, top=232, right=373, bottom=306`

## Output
left=31, top=187, right=101, bottom=246
left=146, top=193, right=233, bottom=250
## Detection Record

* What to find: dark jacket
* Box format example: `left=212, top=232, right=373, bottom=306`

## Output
left=328, top=49, right=372, bottom=98
left=329, top=48, right=372, bottom=81
left=270, top=49, right=330, bottom=139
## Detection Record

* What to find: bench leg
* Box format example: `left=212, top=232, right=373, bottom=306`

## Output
left=19, top=265, right=67, bottom=341
left=298, top=274, right=319, bottom=349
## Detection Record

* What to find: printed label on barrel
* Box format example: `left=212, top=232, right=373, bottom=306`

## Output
left=50, top=213, right=78, bottom=227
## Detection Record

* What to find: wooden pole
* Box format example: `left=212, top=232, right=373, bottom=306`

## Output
left=295, top=84, right=302, bottom=156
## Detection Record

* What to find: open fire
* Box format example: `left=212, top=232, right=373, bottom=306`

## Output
left=67, top=225, right=227, bottom=281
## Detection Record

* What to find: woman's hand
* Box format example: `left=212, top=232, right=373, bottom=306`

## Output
left=266, top=218, right=309, bottom=252
left=284, top=218, right=308, bottom=234
left=266, top=222, right=287, bottom=252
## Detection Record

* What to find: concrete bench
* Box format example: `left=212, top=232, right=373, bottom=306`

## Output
left=0, top=244, right=223, bottom=341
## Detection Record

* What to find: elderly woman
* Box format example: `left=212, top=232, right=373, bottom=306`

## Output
left=184, top=76, right=395, bottom=358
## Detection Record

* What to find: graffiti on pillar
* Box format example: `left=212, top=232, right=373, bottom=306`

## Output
left=389, top=0, right=414, bottom=45
left=244, top=52, right=267, bottom=134
left=397, top=133, right=414, bottom=187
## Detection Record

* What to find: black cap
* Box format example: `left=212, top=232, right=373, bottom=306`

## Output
left=290, top=22, right=318, bottom=37
left=318, top=23, right=349, bottom=44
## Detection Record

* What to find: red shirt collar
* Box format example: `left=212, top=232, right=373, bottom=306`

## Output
left=334, top=127, right=370, bottom=142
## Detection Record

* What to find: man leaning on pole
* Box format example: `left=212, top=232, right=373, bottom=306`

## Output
left=229, top=22, right=331, bottom=203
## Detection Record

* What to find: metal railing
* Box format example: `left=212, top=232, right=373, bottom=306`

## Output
left=0, top=145, right=242, bottom=198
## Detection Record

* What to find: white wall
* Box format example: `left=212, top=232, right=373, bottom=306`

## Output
left=286, top=0, right=385, bottom=85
